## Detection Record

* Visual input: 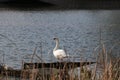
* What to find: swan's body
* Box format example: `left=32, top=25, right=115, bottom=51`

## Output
left=53, top=38, right=67, bottom=60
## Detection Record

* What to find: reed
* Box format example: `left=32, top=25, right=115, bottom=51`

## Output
left=0, top=43, right=119, bottom=80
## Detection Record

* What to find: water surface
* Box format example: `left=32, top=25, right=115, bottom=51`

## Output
left=0, top=9, right=120, bottom=69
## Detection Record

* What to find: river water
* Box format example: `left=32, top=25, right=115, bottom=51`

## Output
left=0, top=9, right=120, bottom=69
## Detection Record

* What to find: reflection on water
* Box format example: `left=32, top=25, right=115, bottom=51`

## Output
left=0, top=10, right=120, bottom=69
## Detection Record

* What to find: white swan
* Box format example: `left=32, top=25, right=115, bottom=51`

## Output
left=53, top=38, right=67, bottom=60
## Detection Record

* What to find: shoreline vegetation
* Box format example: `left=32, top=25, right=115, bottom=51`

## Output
left=0, top=43, right=120, bottom=80
left=0, top=0, right=120, bottom=10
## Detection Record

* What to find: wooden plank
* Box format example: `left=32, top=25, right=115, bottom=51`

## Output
left=24, top=61, right=96, bottom=69
left=0, top=61, right=95, bottom=79
left=1, top=69, right=21, bottom=77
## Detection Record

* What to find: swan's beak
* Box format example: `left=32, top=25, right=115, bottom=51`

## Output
left=53, top=38, right=59, bottom=40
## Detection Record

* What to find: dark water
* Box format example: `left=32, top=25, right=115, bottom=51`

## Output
left=0, top=9, right=120, bottom=69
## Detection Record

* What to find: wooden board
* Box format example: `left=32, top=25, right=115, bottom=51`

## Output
left=24, top=61, right=96, bottom=69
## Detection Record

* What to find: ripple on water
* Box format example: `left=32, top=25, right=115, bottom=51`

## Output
left=0, top=10, right=119, bottom=69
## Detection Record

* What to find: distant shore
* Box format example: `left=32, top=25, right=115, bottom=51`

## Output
left=0, top=0, right=120, bottom=10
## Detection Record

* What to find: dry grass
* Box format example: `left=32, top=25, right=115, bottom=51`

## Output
left=92, top=44, right=120, bottom=80
left=0, top=44, right=119, bottom=80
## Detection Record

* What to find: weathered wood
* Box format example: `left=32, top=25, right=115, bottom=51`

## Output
left=1, top=69, right=21, bottom=77
left=21, top=69, right=39, bottom=80
left=0, top=61, right=95, bottom=79
left=24, top=61, right=96, bottom=69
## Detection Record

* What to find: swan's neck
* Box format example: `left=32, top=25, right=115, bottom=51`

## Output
left=53, top=39, right=59, bottom=51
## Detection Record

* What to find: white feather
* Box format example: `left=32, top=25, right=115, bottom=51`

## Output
left=53, top=49, right=67, bottom=60
left=53, top=38, right=67, bottom=60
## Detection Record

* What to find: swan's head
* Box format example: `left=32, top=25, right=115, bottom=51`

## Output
left=53, top=38, right=59, bottom=40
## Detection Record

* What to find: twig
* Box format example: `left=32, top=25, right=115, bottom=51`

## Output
left=31, top=47, right=37, bottom=63
left=35, top=54, right=45, bottom=63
